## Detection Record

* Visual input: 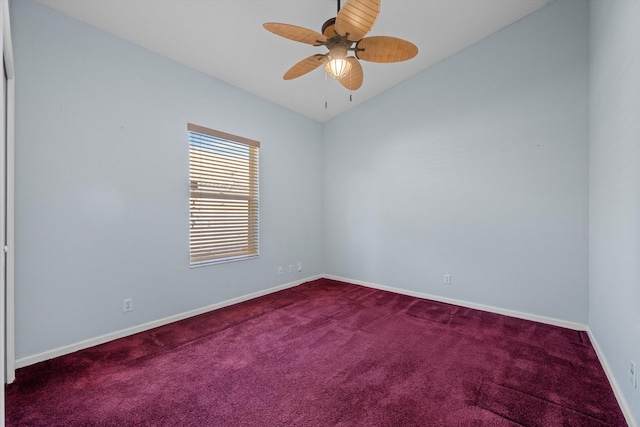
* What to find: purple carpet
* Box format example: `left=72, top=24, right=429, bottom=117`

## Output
left=6, top=279, right=627, bottom=426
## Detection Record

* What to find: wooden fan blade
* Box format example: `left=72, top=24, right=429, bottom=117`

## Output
left=335, top=0, right=380, bottom=42
left=284, top=55, right=327, bottom=80
left=339, top=57, right=363, bottom=90
left=356, top=36, right=418, bottom=63
left=263, top=23, right=327, bottom=45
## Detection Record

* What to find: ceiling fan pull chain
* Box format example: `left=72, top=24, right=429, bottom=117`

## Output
left=325, top=71, right=328, bottom=109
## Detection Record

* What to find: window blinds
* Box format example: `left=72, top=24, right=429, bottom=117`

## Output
left=188, top=123, right=259, bottom=265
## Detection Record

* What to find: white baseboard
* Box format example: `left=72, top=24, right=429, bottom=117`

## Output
left=15, top=275, right=322, bottom=370
left=324, top=274, right=588, bottom=331
left=586, top=328, right=637, bottom=427
left=14, top=274, right=585, bottom=369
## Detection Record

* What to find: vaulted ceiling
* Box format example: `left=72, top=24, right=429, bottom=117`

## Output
left=35, top=0, right=554, bottom=123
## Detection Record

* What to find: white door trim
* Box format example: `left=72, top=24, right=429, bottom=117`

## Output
left=2, top=0, right=15, bottom=391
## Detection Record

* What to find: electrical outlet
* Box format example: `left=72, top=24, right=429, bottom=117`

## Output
left=289, top=264, right=294, bottom=273
left=123, top=298, right=133, bottom=312
left=444, top=274, right=451, bottom=285
left=278, top=266, right=283, bottom=275
left=631, top=361, right=636, bottom=388
left=297, top=262, right=302, bottom=272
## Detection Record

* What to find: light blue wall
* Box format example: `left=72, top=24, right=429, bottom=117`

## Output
left=11, top=0, right=324, bottom=359
left=323, top=0, right=590, bottom=323
left=589, top=0, right=640, bottom=422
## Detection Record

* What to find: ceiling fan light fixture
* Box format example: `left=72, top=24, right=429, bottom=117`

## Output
left=325, top=58, right=352, bottom=80
left=325, top=44, right=351, bottom=80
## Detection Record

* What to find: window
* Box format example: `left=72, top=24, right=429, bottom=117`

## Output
left=188, top=123, right=259, bottom=266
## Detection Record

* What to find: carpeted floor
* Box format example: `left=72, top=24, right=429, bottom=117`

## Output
left=6, top=278, right=627, bottom=426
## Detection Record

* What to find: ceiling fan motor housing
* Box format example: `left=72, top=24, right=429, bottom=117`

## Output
left=322, top=18, right=337, bottom=38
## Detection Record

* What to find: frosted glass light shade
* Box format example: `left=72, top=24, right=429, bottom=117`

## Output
left=325, top=58, right=352, bottom=80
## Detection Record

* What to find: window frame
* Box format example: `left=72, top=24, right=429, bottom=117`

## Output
left=187, top=123, right=260, bottom=267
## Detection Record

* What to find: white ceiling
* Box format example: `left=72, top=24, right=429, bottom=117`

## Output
left=34, top=0, right=554, bottom=123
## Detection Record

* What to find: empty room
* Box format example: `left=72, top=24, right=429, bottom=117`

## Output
left=2, top=0, right=639, bottom=425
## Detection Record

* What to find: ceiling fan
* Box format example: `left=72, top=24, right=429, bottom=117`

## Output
left=264, top=0, right=418, bottom=91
